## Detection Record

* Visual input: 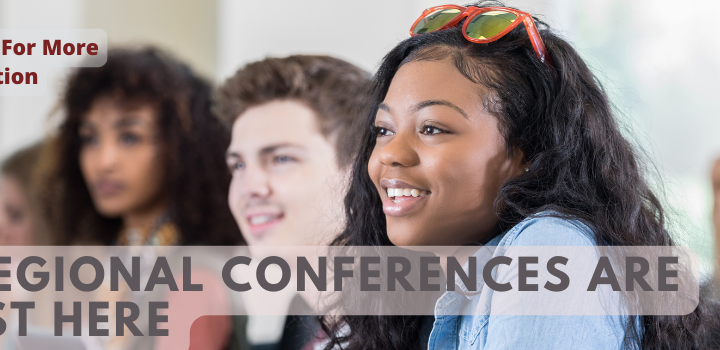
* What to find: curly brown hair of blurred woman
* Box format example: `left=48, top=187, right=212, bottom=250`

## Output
left=40, top=47, right=243, bottom=246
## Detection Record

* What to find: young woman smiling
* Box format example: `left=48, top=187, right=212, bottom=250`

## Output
left=321, top=2, right=713, bottom=349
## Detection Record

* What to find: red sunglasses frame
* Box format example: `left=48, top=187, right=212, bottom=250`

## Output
left=410, top=5, right=553, bottom=66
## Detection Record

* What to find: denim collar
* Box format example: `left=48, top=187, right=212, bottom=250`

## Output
left=452, top=231, right=507, bottom=300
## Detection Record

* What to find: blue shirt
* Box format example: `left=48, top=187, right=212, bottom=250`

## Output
left=427, top=213, right=631, bottom=350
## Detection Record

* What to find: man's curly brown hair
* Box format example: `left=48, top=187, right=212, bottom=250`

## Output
left=215, top=55, right=372, bottom=167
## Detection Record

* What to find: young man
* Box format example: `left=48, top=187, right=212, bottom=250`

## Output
left=218, top=55, right=370, bottom=247
left=216, top=55, right=371, bottom=349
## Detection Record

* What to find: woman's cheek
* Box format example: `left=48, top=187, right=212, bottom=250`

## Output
left=79, top=149, right=96, bottom=184
left=367, top=152, right=383, bottom=188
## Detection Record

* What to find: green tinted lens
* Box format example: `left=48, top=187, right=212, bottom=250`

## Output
left=412, top=8, right=462, bottom=35
left=465, top=10, right=518, bottom=40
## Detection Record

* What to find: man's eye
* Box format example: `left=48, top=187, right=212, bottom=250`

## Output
left=273, top=155, right=295, bottom=164
left=421, top=125, right=446, bottom=135
left=230, top=162, right=245, bottom=172
left=375, top=126, right=394, bottom=137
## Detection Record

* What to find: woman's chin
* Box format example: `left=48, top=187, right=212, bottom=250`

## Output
left=93, top=202, right=127, bottom=218
left=387, top=226, right=425, bottom=247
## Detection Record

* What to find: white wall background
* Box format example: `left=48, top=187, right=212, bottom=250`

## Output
left=0, top=0, right=718, bottom=275
left=216, top=0, right=566, bottom=80
left=0, top=0, right=84, bottom=159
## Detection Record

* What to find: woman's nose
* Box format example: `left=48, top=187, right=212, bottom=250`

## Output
left=377, top=131, right=420, bottom=168
left=96, top=141, right=119, bottom=172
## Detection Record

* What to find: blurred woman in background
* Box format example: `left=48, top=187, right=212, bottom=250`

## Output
left=0, top=141, right=49, bottom=246
left=42, top=47, right=241, bottom=247
left=0, top=141, right=56, bottom=349
left=39, top=47, right=246, bottom=350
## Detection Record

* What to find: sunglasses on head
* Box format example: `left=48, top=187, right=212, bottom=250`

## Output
left=410, top=5, right=553, bottom=66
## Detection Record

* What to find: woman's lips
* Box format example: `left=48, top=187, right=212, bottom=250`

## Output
left=382, top=191, right=430, bottom=217
left=93, top=180, right=125, bottom=197
left=379, top=179, right=431, bottom=217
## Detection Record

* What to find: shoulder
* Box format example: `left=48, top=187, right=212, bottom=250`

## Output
left=496, top=211, right=596, bottom=247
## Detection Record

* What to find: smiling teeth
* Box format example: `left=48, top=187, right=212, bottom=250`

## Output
left=386, top=188, right=428, bottom=198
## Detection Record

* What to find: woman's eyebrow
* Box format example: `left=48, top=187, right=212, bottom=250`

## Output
left=78, top=121, right=95, bottom=131
left=414, top=100, right=468, bottom=119
left=114, top=116, right=144, bottom=128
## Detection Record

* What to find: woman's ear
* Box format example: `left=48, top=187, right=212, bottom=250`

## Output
left=511, top=147, right=528, bottom=177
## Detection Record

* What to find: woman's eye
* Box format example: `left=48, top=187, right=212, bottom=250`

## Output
left=120, top=133, right=140, bottom=145
left=421, top=125, right=446, bottom=135
left=374, top=126, right=394, bottom=137
left=79, top=134, right=97, bottom=146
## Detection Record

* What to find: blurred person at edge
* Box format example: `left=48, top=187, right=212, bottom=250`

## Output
left=216, top=55, right=371, bottom=350
left=0, top=141, right=50, bottom=246
left=0, top=142, right=56, bottom=344
left=39, top=48, right=247, bottom=350
left=714, top=159, right=720, bottom=285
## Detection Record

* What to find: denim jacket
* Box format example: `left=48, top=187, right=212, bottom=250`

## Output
left=427, top=213, right=631, bottom=350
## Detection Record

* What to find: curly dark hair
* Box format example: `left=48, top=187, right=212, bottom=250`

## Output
left=41, top=47, right=243, bottom=246
left=320, top=1, right=717, bottom=349
left=215, top=55, right=372, bottom=167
